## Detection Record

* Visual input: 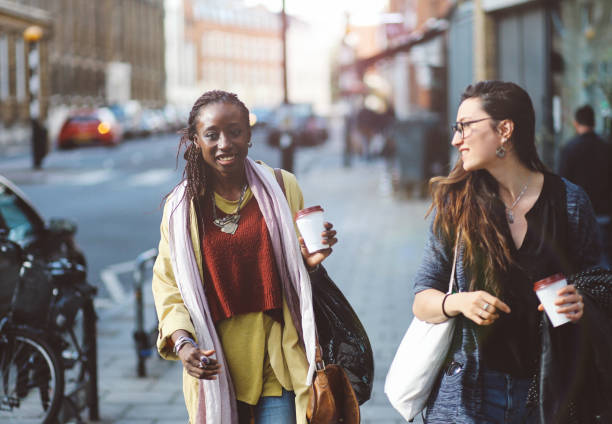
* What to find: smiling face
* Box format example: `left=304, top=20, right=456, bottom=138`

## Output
left=194, top=101, right=251, bottom=182
left=452, top=97, right=504, bottom=172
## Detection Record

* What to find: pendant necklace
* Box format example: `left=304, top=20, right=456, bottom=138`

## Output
left=504, top=182, right=529, bottom=224
left=211, top=184, right=248, bottom=235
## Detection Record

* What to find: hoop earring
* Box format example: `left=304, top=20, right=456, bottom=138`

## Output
left=248, top=141, right=253, bottom=148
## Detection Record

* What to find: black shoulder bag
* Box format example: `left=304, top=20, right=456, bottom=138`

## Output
left=273, top=168, right=374, bottom=405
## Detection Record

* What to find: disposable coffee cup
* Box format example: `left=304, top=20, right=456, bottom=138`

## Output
left=295, top=206, right=326, bottom=254
left=533, top=273, right=571, bottom=327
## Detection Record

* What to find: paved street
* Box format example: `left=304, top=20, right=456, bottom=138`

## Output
left=1, top=130, right=431, bottom=423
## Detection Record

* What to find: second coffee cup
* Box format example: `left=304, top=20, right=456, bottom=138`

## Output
left=533, top=273, right=571, bottom=327
left=295, top=206, right=326, bottom=254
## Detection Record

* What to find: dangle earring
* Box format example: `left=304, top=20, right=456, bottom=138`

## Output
left=248, top=141, right=253, bottom=148
left=496, top=138, right=507, bottom=158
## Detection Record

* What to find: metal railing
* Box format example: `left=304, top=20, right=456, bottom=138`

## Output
left=132, top=248, right=158, bottom=377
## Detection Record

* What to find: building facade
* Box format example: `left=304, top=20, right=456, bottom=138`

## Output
left=183, top=0, right=284, bottom=109
left=449, top=0, right=612, bottom=168
left=0, top=1, right=52, bottom=153
left=46, top=0, right=166, bottom=109
left=0, top=0, right=165, bottom=155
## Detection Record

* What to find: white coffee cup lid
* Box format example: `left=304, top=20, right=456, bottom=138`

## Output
left=533, top=273, right=565, bottom=291
left=295, top=205, right=324, bottom=220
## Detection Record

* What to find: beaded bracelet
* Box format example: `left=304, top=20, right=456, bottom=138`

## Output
left=173, top=335, right=198, bottom=355
left=441, top=293, right=454, bottom=319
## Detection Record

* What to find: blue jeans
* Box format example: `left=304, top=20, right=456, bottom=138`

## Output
left=481, top=368, right=536, bottom=424
left=238, top=389, right=296, bottom=424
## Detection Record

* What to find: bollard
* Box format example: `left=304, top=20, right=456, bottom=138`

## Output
left=132, top=248, right=158, bottom=377
left=280, top=131, right=295, bottom=173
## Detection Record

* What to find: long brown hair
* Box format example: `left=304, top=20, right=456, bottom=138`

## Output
left=166, top=90, right=250, bottom=211
left=429, top=81, right=548, bottom=295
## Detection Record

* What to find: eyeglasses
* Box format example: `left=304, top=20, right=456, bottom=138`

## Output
left=451, top=117, right=492, bottom=139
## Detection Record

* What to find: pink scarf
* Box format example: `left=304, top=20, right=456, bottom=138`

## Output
left=167, top=157, right=316, bottom=423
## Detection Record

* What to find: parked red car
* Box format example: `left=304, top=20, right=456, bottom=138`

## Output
left=57, top=108, right=122, bottom=149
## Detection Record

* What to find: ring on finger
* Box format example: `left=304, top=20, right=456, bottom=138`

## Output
left=482, top=302, right=490, bottom=312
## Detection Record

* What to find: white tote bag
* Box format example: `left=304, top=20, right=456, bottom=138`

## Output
left=384, top=239, right=459, bottom=422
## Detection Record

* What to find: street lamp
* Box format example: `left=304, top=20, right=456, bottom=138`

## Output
left=23, top=25, right=43, bottom=120
left=279, top=0, right=294, bottom=172
left=23, top=25, right=43, bottom=42
left=23, top=25, right=48, bottom=169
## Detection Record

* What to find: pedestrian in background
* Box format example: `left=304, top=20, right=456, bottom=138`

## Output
left=151, top=90, right=337, bottom=424
left=559, top=104, right=612, bottom=267
left=31, top=118, right=48, bottom=169
left=412, top=81, right=605, bottom=423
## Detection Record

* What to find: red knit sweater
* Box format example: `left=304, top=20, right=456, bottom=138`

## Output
left=200, top=195, right=283, bottom=324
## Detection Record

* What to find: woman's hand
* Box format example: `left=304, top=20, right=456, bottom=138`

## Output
left=177, top=345, right=222, bottom=380
left=445, top=290, right=511, bottom=326
left=537, top=284, right=584, bottom=323
left=300, top=221, right=338, bottom=269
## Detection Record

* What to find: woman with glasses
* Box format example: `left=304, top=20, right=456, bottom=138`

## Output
left=411, top=81, right=605, bottom=423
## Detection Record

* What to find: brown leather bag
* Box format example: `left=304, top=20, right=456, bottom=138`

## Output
left=307, top=345, right=360, bottom=424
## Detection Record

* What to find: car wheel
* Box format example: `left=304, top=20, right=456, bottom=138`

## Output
left=58, top=141, right=76, bottom=150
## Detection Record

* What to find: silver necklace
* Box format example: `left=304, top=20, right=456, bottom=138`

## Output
left=504, top=182, right=529, bottom=224
left=211, top=184, right=248, bottom=235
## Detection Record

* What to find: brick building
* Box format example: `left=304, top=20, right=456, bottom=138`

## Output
left=182, top=0, right=284, bottom=108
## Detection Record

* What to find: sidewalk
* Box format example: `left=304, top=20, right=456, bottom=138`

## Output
left=90, top=157, right=431, bottom=424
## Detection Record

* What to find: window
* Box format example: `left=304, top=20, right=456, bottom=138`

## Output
left=0, top=35, right=8, bottom=100
left=0, top=188, right=35, bottom=244
left=15, top=39, right=26, bottom=101
left=580, top=3, right=594, bottom=30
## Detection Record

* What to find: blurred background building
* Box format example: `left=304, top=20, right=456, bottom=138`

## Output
left=167, top=0, right=284, bottom=108
left=334, top=0, right=612, bottom=192
left=1, top=0, right=611, bottom=185
left=166, top=0, right=330, bottom=114
left=0, top=0, right=165, bottom=154
left=0, top=1, right=52, bottom=154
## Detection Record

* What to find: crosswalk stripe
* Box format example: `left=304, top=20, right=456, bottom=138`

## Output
left=126, top=169, right=175, bottom=187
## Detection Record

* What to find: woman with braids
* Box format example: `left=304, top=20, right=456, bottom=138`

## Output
left=152, top=90, right=337, bottom=424
left=412, top=81, right=605, bottom=423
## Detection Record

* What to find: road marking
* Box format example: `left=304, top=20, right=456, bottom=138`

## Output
left=127, top=169, right=175, bottom=186
left=93, top=297, right=116, bottom=309
left=47, top=169, right=114, bottom=186
left=99, top=260, right=135, bottom=303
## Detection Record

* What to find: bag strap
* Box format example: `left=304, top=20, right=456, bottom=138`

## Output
left=274, top=168, right=286, bottom=197
left=448, top=231, right=460, bottom=294
left=275, top=168, right=329, bottom=369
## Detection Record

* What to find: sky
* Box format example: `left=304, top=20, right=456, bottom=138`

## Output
left=243, top=0, right=391, bottom=30
left=239, top=0, right=392, bottom=112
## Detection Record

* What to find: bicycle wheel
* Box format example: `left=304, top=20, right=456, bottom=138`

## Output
left=61, top=297, right=98, bottom=421
left=0, top=328, right=64, bottom=424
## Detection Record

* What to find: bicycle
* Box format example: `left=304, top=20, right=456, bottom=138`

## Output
left=0, top=232, right=98, bottom=423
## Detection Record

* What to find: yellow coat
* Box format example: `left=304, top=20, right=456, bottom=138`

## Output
left=152, top=165, right=310, bottom=423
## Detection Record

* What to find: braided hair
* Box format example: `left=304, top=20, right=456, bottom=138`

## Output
left=173, top=90, right=250, bottom=208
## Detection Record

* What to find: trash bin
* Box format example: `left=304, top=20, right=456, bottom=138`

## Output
left=390, top=114, right=449, bottom=197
